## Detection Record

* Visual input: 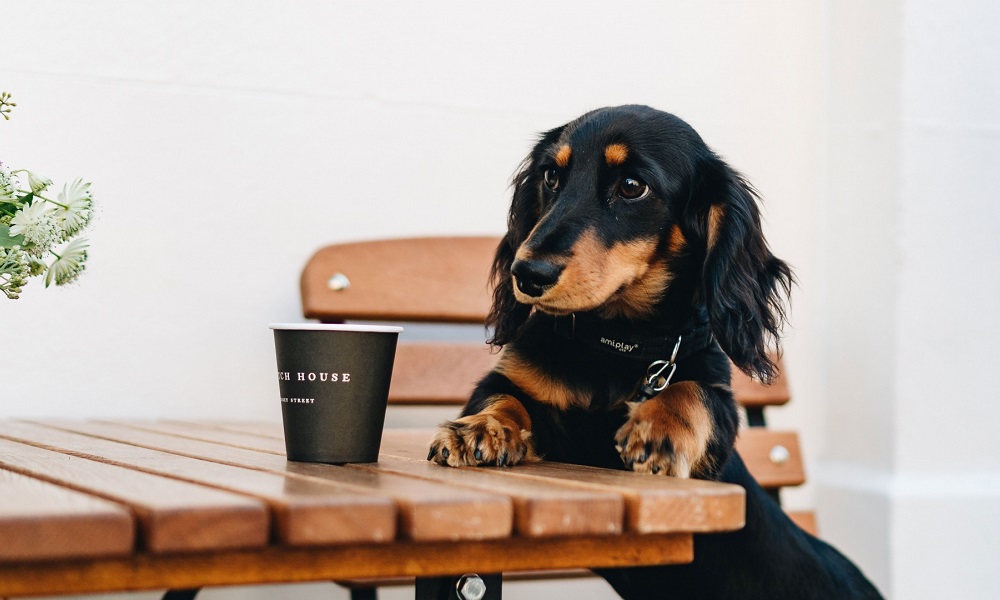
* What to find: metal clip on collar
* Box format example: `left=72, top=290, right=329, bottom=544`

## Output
left=632, top=335, right=683, bottom=402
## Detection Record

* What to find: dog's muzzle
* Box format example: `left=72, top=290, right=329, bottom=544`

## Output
left=511, top=259, right=563, bottom=298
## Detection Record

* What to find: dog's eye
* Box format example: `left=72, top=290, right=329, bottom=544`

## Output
left=543, top=168, right=560, bottom=190
left=618, top=177, right=649, bottom=200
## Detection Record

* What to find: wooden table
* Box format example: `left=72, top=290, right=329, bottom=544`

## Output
left=0, top=420, right=744, bottom=598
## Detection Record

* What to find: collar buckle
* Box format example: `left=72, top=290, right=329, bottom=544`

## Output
left=631, top=335, right=682, bottom=402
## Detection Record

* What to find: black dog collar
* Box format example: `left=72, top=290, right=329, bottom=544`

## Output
left=545, top=311, right=715, bottom=362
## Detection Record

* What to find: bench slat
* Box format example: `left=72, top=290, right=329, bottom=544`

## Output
left=27, top=420, right=512, bottom=542
left=388, top=343, right=790, bottom=407
left=735, top=429, right=806, bottom=488
left=0, top=421, right=395, bottom=546
left=389, top=342, right=497, bottom=405
left=787, top=510, right=818, bottom=536
left=301, top=237, right=497, bottom=323
left=0, top=467, right=135, bottom=562
left=0, top=435, right=268, bottom=554
left=731, top=362, right=790, bottom=407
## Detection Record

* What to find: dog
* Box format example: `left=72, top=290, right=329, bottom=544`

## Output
left=427, top=105, right=882, bottom=599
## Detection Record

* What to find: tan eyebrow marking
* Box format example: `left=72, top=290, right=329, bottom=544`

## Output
left=554, top=144, right=572, bottom=168
left=605, top=143, right=629, bottom=166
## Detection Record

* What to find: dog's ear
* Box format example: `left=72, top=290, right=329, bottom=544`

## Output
left=486, top=126, right=565, bottom=348
left=691, top=157, right=793, bottom=383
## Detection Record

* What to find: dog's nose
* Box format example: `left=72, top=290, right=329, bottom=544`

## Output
left=511, top=259, right=563, bottom=297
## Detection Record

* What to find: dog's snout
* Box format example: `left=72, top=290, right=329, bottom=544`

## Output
left=511, top=259, right=563, bottom=298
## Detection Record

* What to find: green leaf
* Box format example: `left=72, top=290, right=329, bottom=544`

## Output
left=0, top=224, right=25, bottom=247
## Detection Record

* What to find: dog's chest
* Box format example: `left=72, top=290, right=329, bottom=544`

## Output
left=513, top=316, right=664, bottom=410
left=539, top=349, right=645, bottom=411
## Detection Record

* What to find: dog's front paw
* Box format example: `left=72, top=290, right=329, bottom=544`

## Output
left=614, top=382, right=713, bottom=478
left=428, top=413, right=535, bottom=467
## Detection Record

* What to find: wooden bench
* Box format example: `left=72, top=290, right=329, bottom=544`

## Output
left=301, top=236, right=816, bottom=596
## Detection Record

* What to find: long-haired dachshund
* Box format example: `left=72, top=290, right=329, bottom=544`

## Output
left=428, top=105, right=882, bottom=599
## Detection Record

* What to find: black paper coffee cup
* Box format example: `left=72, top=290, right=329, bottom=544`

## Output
left=270, top=323, right=402, bottom=463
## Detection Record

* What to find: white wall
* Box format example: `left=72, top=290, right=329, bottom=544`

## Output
left=817, top=1, right=1000, bottom=598
left=0, top=0, right=825, bottom=421
left=1, top=1, right=997, bottom=599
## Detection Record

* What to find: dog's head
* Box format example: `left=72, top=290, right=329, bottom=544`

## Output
left=487, top=105, right=793, bottom=382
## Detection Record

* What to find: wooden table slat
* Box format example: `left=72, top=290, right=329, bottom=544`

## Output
left=0, top=421, right=396, bottom=546
left=0, top=435, right=268, bottom=554
left=22, top=420, right=513, bottom=542
left=142, top=421, right=745, bottom=538
left=117, top=422, right=656, bottom=537
left=116, top=420, right=626, bottom=538
left=379, top=429, right=745, bottom=534
left=0, top=467, right=135, bottom=562
left=192, top=420, right=286, bottom=438
left=213, top=420, right=800, bottom=490
left=123, top=419, right=290, bottom=453
left=364, top=456, right=623, bottom=537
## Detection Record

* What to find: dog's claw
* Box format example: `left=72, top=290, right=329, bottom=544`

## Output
left=615, top=399, right=701, bottom=478
left=429, top=413, right=535, bottom=468
left=427, top=445, right=437, bottom=461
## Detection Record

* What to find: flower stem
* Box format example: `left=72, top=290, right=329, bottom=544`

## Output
left=33, top=193, right=69, bottom=210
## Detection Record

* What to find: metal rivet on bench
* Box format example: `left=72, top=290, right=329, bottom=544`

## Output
left=769, top=445, right=790, bottom=465
left=457, top=574, right=487, bottom=600
left=327, top=273, right=351, bottom=291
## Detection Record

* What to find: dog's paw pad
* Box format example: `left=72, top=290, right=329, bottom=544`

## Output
left=428, top=414, right=533, bottom=467
left=615, top=400, right=706, bottom=478
left=616, top=421, right=685, bottom=477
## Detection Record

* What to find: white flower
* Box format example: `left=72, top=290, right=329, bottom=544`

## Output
left=26, top=254, right=47, bottom=277
left=54, top=178, right=94, bottom=238
left=45, top=237, right=89, bottom=287
left=9, top=200, right=60, bottom=256
left=26, top=170, right=53, bottom=193
left=0, top=246, right=29, bottom=299
left=0, top=161, right=19, bottom=201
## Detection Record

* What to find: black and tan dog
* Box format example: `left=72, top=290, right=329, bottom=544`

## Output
left=428, top=105, right=882, bottom=599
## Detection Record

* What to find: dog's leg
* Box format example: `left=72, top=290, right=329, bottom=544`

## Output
left=428, top=393, right=537, bottom=467
left=614, top=381, right=726, bottom=478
